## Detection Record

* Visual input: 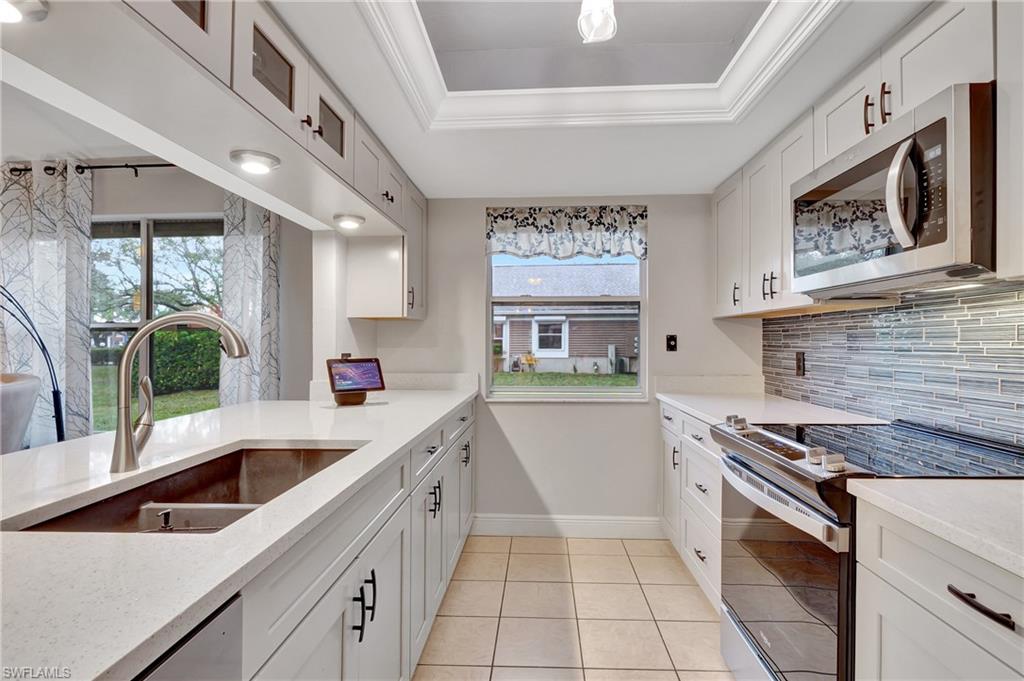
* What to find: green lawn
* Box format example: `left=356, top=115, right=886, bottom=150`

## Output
left=493, top=371, right=638, bottom=387
left=91, top=365, right=219, bottom=432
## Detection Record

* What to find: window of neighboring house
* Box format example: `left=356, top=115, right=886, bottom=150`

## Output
left=488, top=253, right=644, bottom=397
left=89, top=216, right=224, bottom=432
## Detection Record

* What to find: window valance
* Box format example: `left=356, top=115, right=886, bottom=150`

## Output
left=485, top=205, right=648, bottom=260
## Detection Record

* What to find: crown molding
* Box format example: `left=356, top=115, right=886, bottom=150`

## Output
left=358, top=0, right=845, bottom=130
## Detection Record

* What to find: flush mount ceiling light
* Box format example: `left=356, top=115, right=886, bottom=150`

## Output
left=578, top=0, right=616, bottom=44
left=333, top=214, right=365, bottom=230
left=229, top=149, right=280, bottom=175
left=0, top=0, right=48, bottom=23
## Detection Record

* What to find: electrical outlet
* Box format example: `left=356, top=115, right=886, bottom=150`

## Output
left=796, top=351, right=806, bottom=376
left=666, top=334, right=678, bottom=352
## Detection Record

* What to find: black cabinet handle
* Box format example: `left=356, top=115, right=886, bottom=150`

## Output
left=408, top=287, right=415, bottom=309
left=880, top=81, right=892, bottom=124
left=382, top=190, right=395, bottom=204
left=695, top=482, right=709, bottom=495
left=352, top=585, right=367, bottom=643
left=769, top=271, right=778, bottom=299
left=694, top=548, right=707, bottom=563
left=663, top=414, right=674, bottom=423
left=313, top=125, right=324, bottom=137
left=761, top=273, right=769, bottom=301
left=947, top=584, right=1016, bottom=631
left=426, top=445, right=439, bottom=455
left=428, top=485, right=440, bottom=518
left=863, top=94, right=875, bottom=135
left=732, top=283, right=739, bottom=306
left=690, top=433, right=704, bottom=443
left=459, top=416, right=469, bottom=422
left=364, top=569, right=377, bottom=622
left=671, top=446, right=679, bottom=470
left=301, top=114, right=313, bottom=128
left=462, top=442, right=471, bottom=466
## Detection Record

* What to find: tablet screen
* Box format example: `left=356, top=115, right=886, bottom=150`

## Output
left=326, top=358, right=385, bottom=393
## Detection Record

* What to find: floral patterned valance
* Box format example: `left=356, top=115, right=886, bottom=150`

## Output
left=486, top=205, right=648, bottom=260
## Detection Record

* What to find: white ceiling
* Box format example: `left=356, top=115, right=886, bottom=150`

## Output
left=1, top=84, right=145, bottom=162
left=418, top=1, right=769, bottom=91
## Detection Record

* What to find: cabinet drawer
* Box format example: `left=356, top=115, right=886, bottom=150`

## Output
left=682, top=441, right=722, bottom=529
left=411, top=427, right=445, bottom=486
left=659, top=403, right=684, bottom=436
left=681, top=414, right=717, bottom=458
left=443, top=401, right=474, bottom=446
left=242, top=455, right=409, bottom=679
left=858, top=501, right=1024, bottom=674
left=681, top=502, right=721, bottom=602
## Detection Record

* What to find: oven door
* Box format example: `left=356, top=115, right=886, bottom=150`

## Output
left=719, top=455, right=852, bottom=681
left=789, top=83, right=988, bottom=298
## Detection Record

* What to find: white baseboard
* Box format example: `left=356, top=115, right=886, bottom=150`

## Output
left=471, top=513, right=665, bottom=539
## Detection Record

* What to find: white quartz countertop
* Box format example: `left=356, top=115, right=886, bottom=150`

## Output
left=1, top=389, right=476, bottom=680
left=849, top=478, right=1024, bottom=576
left=655, top=392, right=888, bottom=426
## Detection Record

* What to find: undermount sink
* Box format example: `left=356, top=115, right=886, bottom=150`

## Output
left=25, top=448, right=355, bottom=533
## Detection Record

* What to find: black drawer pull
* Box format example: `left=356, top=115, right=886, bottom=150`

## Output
left=695, top=483, right=709, bottom=495
left=364, top=569, right=377, bottom=622
left=694, top=548, right=707, bottom=563
left=428, top=485, right=440, bottom=518
left=663, top=414, right=674, bottom=422
left=426, top=445, right=439, bottom=455
left=671, top=446, right=679, bottom=470
left=459, top=416, right=469, bottom=422
left=947, top=584, right=1016, bottom=631
left=690, top=433, right=704, bottom=442
left=461, top=442, right=471, bottom=466
left=352, top=585, right=367, bottom=642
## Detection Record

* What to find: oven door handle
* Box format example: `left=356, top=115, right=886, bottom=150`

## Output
left=720, top=459, right=850, bottom=553
left=885, top=138, right=918, bottom=249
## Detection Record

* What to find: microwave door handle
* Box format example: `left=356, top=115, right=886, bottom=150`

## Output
left=885, top=138, right=918, bottom=248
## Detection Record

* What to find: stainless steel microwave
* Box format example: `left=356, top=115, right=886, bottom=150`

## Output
left=790, top=83, right=995, bottom=298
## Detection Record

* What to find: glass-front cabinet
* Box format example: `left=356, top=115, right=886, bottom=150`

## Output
left=125, top=0, right=233, bottom=85
left=308, top=67, right=355, bottom=185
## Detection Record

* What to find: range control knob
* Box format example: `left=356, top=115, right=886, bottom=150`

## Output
left=822, top=453, right=847, bottom=472
left=731, top=417, right=749, bottom=431
left=806, top=447, right=826, bottom=465
left=725, top=414, right=739, bottom=426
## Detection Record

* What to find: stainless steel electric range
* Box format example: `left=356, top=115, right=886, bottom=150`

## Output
left=710, top=416, right=1024, bottom=681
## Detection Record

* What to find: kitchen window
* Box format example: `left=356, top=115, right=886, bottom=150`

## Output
left=89, top=215, right=224, bottom=431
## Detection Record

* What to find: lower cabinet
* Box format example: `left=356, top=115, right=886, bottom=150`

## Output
left=442, top=446, right=462, bottom=580
left=458, top=431, right=475, bottom=539
left=410, top=464, right=447, bottom=665
left=254, top=499, right=411, bottom=681
left=661, top=428, right=682, bottom=549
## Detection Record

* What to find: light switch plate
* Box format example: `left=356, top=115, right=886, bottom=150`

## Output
left=666, top=334, right=678, bottom=352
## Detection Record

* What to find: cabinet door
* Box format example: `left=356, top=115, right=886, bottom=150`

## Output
left=742, top=148, right=779, bottom=312
left=404, top=185, right=427, bottom=320
left=253, top=564, right=361, bottom=681
left=856, top=567, right=1015, bottom=680
left=812, top=54, right=881, bottom=167
left=125, top=0, right=232, bottom=84
left=996, top=0, right=1024, bottom=279
left=410, top=473, right=446, bottom=665
left=712, top=170, right=744, bottom=317
left=233, top=2, right=310, bottom=146
left=346, top=237, right=405, bottom=319
left=308, top=67, right=355, bottom=185
left=880, top=1, right=994, bottom=122
left=458, top=431, right=475, bottom=540
left=442, top=450, right=462, bottom=580
left=354, top=499, right=412, bottom=681
left=661, top=429, right=681, bottom=544
left=355, top=118, right=385, bottom=210
left=380, top=159, right=405, bottom=224
left=773, top=113, right=815, bottom=310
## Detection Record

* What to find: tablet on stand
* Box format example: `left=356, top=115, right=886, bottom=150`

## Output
left=325, top=356, right=386, bottom=406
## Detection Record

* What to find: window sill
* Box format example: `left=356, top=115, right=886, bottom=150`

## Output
left=485, top=392, right=649, bottom=405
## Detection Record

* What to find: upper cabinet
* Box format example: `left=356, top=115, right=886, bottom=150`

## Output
left=308, top=67, right=356, bottom=185
left=712, top=170, right=744, bottom=317
left=813, top=1, right=994, bottom=167
left=404, top=185, right=428, bottom=320
left=355, top=118, right=405, bottom=223
left=124, top=0, right=233, bottom=85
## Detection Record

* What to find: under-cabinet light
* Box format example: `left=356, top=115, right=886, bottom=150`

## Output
left=334, top=214, right=365, bottom=231
left=229, top=150, right=280, bottom=175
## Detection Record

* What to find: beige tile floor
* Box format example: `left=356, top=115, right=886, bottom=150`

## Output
left=415, top=537, right=735, bottom=681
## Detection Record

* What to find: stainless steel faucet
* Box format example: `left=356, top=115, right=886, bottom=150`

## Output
left=110, top=311, right=249, bottom=473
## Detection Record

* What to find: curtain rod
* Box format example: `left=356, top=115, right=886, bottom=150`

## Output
left=7, top=162, right=175, bottom=178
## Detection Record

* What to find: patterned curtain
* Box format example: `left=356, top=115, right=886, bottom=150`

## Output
left=0, top=160, right=93, bottom=445
left=219, top=193, right=280, bottom=404
left=485, top=205, right=648, bottom=260
left=794, top=199, right=897, bottom=256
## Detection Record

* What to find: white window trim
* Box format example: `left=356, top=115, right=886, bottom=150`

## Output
left=531, top=316, right=569, bottom=358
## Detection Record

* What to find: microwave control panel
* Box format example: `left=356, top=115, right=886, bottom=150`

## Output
left=914, top=118, right=948, bottom=247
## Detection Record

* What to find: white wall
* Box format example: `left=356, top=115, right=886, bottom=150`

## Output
left=91, top=162, right=223, bottom=216
left=376, top=195, right=761, bottom=530
left=279, top=220, right=313, bottom=400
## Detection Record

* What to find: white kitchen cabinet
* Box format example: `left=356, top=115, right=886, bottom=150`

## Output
left=307, top=66, right=356, bottom=185
left=410, top=467, right=446, bottom=666
left=442, top=449, right=462, bottom=580
left=880, top=1, right=994, bottom=122
left=661, top=428, right=682, bottom=549
left=124, top=0, right=232, bottom=85
left=404, top=184, right=428, bottom=320
left=351, top=499, right=412, bottom=681
left=253, top=563, right=361, bottom=681
left=712, top=170, right=744, bottom=317
left=355, top=117, right=405, bottom=223
left=774, top=114, right=815, bottom=309
left=996, top=0, right=1024, bottom=280
left=457, top=430, right=475, bottom=540
left=233, top=1, right=310, bottom=145
left=856, top=567, right=1016, bottom=681
left=812, top=54, right=881, bottom=168
left=741, top=147, right=779, bottom=312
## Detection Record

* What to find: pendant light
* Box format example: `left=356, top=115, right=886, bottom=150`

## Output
left=578, top=0, right=616, bottom=44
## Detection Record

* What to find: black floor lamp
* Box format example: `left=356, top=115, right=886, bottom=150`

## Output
left=0, top=284, right=65, bottom=442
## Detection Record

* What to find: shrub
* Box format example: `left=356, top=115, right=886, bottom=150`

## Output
left=89, top=328, right=222, bottom=395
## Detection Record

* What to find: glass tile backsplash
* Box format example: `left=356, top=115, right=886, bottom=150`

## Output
left=763, top=283, right=1024, bottom=446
